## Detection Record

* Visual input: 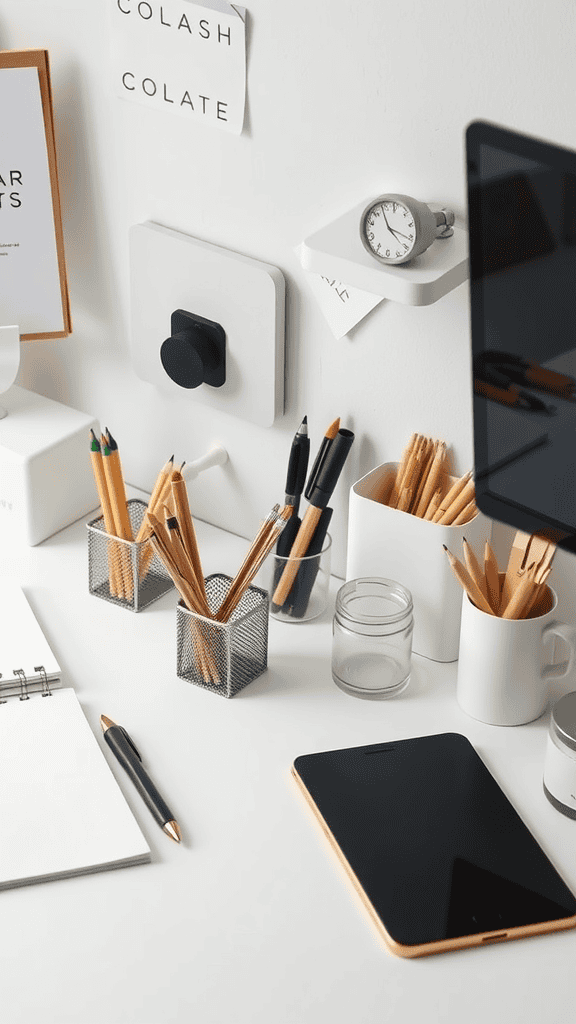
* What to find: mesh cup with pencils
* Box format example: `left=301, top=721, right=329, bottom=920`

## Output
left=176, top=575, right=269, bottom=698
left=87, top=430, right=174, bottom=611
left=142, top=496, right=291, bottom=696
left=87, top=499, right=174, bottom=611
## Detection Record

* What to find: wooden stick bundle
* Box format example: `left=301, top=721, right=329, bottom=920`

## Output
left=444, top=532, right=557, bottom=619
left=376, top=432, right=477, bottom=525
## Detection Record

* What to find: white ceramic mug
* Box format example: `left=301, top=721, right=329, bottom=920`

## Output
left=457, top=585, right=576, bottom=726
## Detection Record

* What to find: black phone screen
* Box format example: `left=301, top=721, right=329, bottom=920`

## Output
left=294, top=733, right=576, bottom=952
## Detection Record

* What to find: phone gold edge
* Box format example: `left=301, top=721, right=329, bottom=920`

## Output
left=291, top=764, right=576, bottom=958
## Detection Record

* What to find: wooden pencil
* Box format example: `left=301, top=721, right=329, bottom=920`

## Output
left=432, top=470, right=472, bottom=523
left=101, top=431, right=134, bottom=599
left=396, top=485, right=413, bottom=513
left=522, top=567, right=553, bottom=618
left=164, top=514, right=218, bottom=681
left=436, top=476, right=475, bottom=525
left=271, top=503, right=321, bottom=607
left=102, top=430, right=133, bottom=540
left=386, top=433, right=418, bottom=508
left=451, top=500, right=477, bottom=526
left=163, top=507, right=211, bottom=618
left=410, top=437, right=435, bottom=514
left=402, top=435, right=428, bottom=509
left=139, top=461, right=181, bottom=579
left=170, top=474, right=208, bottom=606
left=462, top=537, right=488, bottom=604
left=500, top=530, right=532, bottom=608
left=501, top=563, right=538, bottom=619
left=148, top=534, right=217, bottom=684
left=135, top=455, right=173, bottom=544
left=484, top=541, right=501, bottom=613
left=220, top=505, right=292, bottom=621
left=89, top=430, right=123, bottom=598
left=390, top=434, right=421, bottom=509
left=415, top=440, right=446, bottom=518
left=148, top=524, right=204, bottom=615
left=443, top=545, right=495, bottom=615
left=423, top=486, right=443, bottom=521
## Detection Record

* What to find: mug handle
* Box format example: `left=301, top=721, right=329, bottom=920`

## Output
left=542, top=621, right=576, bottom=680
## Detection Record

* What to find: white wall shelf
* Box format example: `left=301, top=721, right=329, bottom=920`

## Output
left=300, top=200, right=469, bottom=306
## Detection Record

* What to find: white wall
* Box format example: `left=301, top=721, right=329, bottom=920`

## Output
left=3, top=0, right=576, bottom=600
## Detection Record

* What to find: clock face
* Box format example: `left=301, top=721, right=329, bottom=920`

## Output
left=362, top=198, right=417, bottom=264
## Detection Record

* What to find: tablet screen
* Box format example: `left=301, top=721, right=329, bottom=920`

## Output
left=294, top=733, right=576, bottom=955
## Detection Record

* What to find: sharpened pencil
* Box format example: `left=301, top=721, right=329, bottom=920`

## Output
left=89, top=430, right=123, bottom=598
left=443, top=545, right=495, bottom=615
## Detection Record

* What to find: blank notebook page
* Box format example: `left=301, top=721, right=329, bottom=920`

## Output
left=0, top=584, right=61, bottom=686
left=0, top=688, right=150, bottom=888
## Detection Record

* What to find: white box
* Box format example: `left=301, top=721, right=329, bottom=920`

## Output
left=346, top=463, right=492, bottom=662
left=0, top=386, right=99, bottom=546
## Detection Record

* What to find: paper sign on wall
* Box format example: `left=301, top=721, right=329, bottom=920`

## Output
left=110, top=0, right=246, bottom=134
left=298, top=247, right=383, bottom=338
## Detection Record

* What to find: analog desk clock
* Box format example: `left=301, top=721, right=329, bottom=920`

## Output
left=360, top=194, right=455, bottom=265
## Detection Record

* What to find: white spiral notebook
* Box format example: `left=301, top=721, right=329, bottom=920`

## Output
left=0, top=584, right=151, bottom=889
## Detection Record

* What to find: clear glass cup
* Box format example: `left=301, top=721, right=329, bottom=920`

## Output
left=332, top=577, right=413, bottom=699
left=265, top=532, right=332, bottom=623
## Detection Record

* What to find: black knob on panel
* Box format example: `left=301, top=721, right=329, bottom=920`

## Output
left=161, top=328, right=218, bottom=389
left=160, top=309, right=226, bottom=390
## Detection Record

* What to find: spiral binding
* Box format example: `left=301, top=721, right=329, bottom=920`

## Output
left=35, top=665, right=52, bottom=697
left=0, top=665, right=52, bottom=704
left=13, top=669, right=30, bottom=701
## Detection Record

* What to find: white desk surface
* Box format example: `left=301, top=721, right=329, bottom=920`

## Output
left=1, top=488, right=576, bottom=1024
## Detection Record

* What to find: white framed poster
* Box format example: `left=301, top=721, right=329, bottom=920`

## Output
left=0, top=50, right=72, bottom=340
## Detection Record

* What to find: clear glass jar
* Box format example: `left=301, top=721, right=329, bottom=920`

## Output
left=332, top=577, right=413, bottom=699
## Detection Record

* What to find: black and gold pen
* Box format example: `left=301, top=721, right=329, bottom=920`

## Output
left=100, top=715, right=181, bottom=843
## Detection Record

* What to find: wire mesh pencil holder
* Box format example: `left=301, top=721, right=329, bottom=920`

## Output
left=176, top=573, right=269, bottom=698
left=87, top=498, right=174, bottom=611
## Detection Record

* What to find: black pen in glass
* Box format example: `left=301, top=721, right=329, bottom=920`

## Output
left=272, top=428, right=354, bottom=609
left=276, top=416, right=310, bottom=557
left=100, top=715, right=181, bottom=843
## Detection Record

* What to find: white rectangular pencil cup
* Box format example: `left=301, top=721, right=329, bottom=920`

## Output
left=346, top=462, right=492, bottom=662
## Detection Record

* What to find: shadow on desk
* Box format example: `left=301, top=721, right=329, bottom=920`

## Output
left=247, top=657, right=437, bottom=701
left=244, top=654, right=332, bottom=698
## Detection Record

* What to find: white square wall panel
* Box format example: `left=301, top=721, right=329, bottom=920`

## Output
left=129, top=222, right=285, bottom=426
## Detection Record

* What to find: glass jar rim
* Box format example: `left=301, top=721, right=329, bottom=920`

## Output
left=335, top=576, right=413, bottom=626
left=273, top=531, right=332, bottom=563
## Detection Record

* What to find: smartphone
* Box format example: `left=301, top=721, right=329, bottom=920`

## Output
left=292, top=732, right=576, bottom=957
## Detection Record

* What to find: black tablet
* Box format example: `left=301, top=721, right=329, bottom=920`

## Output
left=293, top=733, right=576, bottom=957
left=466, top=119, right=576, bottom=552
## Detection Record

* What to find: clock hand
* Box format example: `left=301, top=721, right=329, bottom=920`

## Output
left=380, top=209, right=410, bottom=243
left=381, top=209, right=398, bottom=238
left=386, top=225, right=411, bottom=241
